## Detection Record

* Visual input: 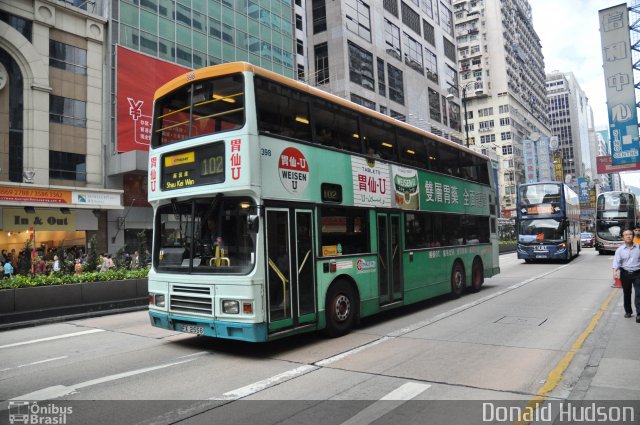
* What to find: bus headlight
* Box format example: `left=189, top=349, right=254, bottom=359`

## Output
left=149, top=293, right=166, bottom=308
left=222, top=300, right=240, bottom=314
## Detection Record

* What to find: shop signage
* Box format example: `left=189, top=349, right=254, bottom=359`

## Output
left=71, top=191, right=121, bottom=207
left=0, top=187, right=72, bottom=204
left=2, top=208, right=76, bottom=231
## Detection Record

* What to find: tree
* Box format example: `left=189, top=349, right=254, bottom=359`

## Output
left=86, top=235, right=99, bottom=272
left=137, top=230, right=150, bottom=266
left=18, top=238, right=33, bottom=275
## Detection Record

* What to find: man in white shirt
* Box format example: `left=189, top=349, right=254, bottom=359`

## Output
left=612, top=229, right=640, bottom=321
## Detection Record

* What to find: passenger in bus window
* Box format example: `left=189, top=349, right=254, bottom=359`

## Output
left=633, top=227, right=640, bottom=245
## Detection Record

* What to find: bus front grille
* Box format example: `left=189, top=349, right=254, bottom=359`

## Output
left=173, top=285, right=211, bottom=294
left=170, top=295, right=213, bottom=315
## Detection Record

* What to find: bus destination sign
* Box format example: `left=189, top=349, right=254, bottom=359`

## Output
left=162, top=142, right=225, bottom=190
left=527, top=204, right=555, bottom=215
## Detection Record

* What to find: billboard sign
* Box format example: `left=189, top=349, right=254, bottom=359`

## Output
left=599, top=5, right=640, bottom=165
left=116, top=46, right=189, bottom=153
left=595, top=155, right=640, bottom=174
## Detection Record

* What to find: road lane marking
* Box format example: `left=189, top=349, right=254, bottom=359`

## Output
left=0, top=355, right=205, bottom=410
left=389, top=264, right=571, bottom=337
left=340, top=382, right=431, bottom=425
left=209, top=364, right=318, bottom=400
left=207, top=264, right=572, bottom=401
left=315, top=337, right=392, bottom=367
left=0, top=329, right=105, bottom=349
left=512, top=288, right=618, bottom=425
left=0, top=356, right=68, bottom=372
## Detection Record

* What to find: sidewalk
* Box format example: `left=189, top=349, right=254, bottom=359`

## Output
left=569, top=287, right=640, bottom=400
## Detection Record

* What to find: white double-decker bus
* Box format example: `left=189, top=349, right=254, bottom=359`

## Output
left=146, top=63, right=500, bottom=342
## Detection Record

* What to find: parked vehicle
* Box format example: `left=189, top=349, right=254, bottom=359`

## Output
left=580, top=232, right=595, bottom=248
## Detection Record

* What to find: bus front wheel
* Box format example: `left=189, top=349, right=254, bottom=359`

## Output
left=450, top=262, right=465, bottom=298
left=324, top=280, right=357, bottom=337
left=470, top=259, right=484, bottom=293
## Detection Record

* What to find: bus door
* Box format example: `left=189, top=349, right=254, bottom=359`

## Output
left=265, top=207, right=316, bottom=331
left=377, top=213, right=402, bottom=304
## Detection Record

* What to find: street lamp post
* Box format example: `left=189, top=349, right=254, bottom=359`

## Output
left=447, top=81, right=477, bottom=148
left=461, top=85, right=470, bottom=148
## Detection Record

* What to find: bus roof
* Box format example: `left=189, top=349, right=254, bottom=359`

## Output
left=153, top=62, right=489, bottom=161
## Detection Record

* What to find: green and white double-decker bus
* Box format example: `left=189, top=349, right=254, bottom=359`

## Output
left=147, top=62, right=500, bottom=342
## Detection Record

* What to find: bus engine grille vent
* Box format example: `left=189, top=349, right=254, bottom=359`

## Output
left=170, top=285, right=212, bottom=315
left=172, top=285, right=211, bottom=294
left=170, top=295, right=213, bottom=315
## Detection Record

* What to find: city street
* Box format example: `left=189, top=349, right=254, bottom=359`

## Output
left=1, top=249, right=638, bottom=424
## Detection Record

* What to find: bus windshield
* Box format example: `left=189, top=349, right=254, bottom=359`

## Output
left=155, top=196, right=257, bottom=274
left=517, top=184, right=561, bottom=215
left=518, top=218, right=564, bottom=244
left=152, top=74, right=245, bottom=147
left=596, top=192, right=635, bottom=219
left=596, top=219, right=633, bottom=241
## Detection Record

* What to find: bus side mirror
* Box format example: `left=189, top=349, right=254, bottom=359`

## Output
left=248, top=214, right=259, bottom=233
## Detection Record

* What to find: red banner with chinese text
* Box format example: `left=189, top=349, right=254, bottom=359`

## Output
left=116, top=46, right=189, bottom=152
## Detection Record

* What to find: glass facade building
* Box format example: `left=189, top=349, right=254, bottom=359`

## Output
left=113, top=0, right=295, bottom=77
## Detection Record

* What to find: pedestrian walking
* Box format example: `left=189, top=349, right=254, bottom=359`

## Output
left=612, top=229, right=640, bottom=322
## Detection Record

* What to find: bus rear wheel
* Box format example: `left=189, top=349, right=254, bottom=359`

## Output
left=470, top=259, right=483, bottom=293
left=450, top=262, right=465, bottom=298
left=324, top=280, right=357, bottom=337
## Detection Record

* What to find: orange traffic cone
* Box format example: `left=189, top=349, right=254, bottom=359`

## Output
left=612, top=278, right=622, bottom=288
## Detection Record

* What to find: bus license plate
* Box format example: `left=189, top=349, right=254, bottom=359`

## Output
left=181, top=324, right=204, bottom=335
left=535, top=254, right=547, bottom=259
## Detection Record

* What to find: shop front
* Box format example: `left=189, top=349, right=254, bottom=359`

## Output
left=0, top=185, right=123, bottom=257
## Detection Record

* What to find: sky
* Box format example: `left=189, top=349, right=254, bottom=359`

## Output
left=530, top=0, right=640, bottom=186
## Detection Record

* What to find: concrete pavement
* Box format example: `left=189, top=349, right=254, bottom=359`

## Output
left=568, top=286, right=640, bottom=401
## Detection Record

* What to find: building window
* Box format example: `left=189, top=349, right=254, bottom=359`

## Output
left=502, top=145, right=513, bottom=155
left=421, top=0, right=433, bottom=18
left=380, top=105, right=388, bottom=115
left=312, top=0, right=327, bottom=33
left=297, top=64, right=305, bottom=81
left=445, top=65, right=457, bottom=95
left=384, top=19, right=401, bottom=60
left=501, top=131, right=512, bottom=140
left=428, top=88, right=441, bottom=123
left=425, top=48, right=438, bottom=81
left=345, top=0, right=372, bottom=42
left=499, top=117, right=510, bottom=126
left=480, top=134, right=496, bottom=143
left=423, top=20, right=435, bottom=46
left=49, top=40, right=87, bottom=75
left=387, top=64, right=404, bottom=105
left=296, top=39, right=304, bottom=55
left=499, top=104, right=509, bottom=113
left=390, top=110, right=406, bottom=121
left=383, top=0, right=398, bottom=17
left=377, top=57, right=386, bottom=96
left=295, top=14, right=303, bottom=30
left=478, top=107, right=493, bottom=117
left=351, top=93, right=376, bottom=110
left=479, top=120, right=494, bottom=130
left=439, top=2, right=453, bottom=36
left=401, top=2, right=421, bottom=36
left=403, top=33, right=423, bottom=73
left=49, top=95, right=86, bottom=128
left=314, top=43, right=330, bottom=85
left=0, top=11, right=33, bottom=41
left=348, top=41, right=375, bottom=91
left=49, top=151, right=86, bottom=182
left=443, top=37, right=455, bottom=62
